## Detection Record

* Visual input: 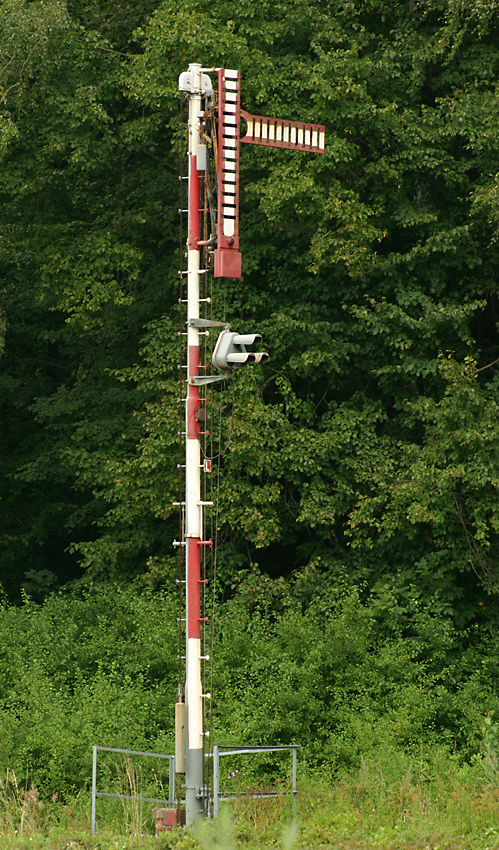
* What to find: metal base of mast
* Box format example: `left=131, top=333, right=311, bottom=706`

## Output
left=185, top=747, right=204, bottom=821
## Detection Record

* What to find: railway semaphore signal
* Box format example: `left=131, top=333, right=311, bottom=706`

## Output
left=176, top=63, right=324, bottom=824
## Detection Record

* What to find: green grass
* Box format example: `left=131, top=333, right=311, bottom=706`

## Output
left=1, top=754, right=499, bottom=850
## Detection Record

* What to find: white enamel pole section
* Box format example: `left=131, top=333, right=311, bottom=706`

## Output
left=185, top=62, right=204, bottom=824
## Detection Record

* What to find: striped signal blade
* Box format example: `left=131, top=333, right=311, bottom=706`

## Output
left=213, top=69, right=325, bottom=279
left=214, top=68, right=242, bottom=279
left=240, top=110, right=325, bottom=153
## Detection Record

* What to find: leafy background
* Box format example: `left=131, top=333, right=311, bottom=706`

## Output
left=1, top=0, right=499, bottom=796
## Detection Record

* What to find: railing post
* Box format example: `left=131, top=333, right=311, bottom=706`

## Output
left=292, top=747, right=297, bottom=817
left=91, top=745, right=97, bottom=836
left=213, top=746, right=219, bottom=818
left=169, top=755, right=175, bottom=808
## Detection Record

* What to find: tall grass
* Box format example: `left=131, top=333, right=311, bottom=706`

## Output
left=115, top=754, right=144, bottom=837
left=0, top=769, right=51, bottom=836
left=209, top=751, right=499, bottom=850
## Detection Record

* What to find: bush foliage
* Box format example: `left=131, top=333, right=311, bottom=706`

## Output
left=0, top=581, right=498, bottom=798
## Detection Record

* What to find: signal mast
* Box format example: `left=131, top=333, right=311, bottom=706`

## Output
left=176, top=63, right=324, bottom=824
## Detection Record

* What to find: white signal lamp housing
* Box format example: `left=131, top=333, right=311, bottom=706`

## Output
left=212, top=329, right=269, bottom=371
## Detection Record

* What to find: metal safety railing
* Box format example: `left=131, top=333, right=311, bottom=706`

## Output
left=91, top=743, right=297, bottom=831
left=211, top=745, right=298, bottom=818
left=91, top=745, right=175, bottom=835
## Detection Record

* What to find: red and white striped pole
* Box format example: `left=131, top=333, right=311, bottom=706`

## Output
left=184, top=62, right=204, bottom=824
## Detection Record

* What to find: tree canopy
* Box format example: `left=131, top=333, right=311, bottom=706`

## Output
left=0, top=0, right=499, bottom=635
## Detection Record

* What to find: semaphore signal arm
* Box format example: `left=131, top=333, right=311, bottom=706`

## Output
left=179, top=65, right=325, bottom=281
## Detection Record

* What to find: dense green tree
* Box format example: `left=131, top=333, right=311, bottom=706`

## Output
left=0, top=0, right=177, bottom=596
left=0, top=0, right=499, bottom=633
